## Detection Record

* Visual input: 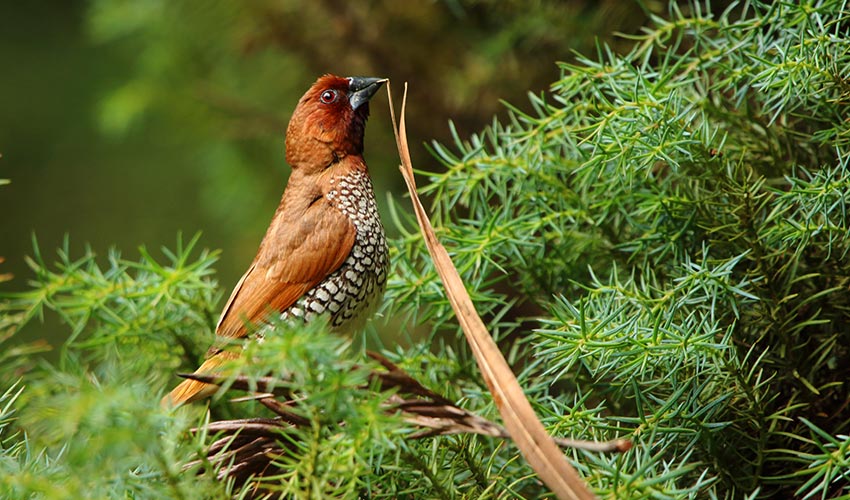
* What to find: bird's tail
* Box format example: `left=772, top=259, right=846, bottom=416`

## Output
left=160, top=350, right=239, bottom=408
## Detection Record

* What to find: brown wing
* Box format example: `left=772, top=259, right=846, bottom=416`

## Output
left=162, top=199, right=355, bottom=408
left=215, top=200, right=356, bottom=342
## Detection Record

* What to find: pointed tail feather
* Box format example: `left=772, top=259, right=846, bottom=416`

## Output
left=161, top=351, right=239, bottom=408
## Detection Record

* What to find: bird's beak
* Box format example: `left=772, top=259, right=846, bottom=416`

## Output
left=348, top=77, right=387, bottom=110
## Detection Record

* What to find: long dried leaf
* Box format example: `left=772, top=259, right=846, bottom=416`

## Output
left=386, top=82, right=597, bottom=500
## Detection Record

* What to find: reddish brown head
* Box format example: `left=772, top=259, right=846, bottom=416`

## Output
left=285, top=74, right=386, bottom=172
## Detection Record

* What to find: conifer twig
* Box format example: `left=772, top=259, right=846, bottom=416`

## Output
left=184, top=356, right=631, bottom=453
left=184, top=355, right=629, bottom=497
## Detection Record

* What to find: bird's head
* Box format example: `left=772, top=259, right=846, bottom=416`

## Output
left=285, top=74, right=386, bottom=171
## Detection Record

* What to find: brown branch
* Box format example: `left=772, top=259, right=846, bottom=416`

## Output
left=186, top=352, right=629, bottom=495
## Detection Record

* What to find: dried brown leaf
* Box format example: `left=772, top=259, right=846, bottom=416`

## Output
left=386, top=82, right=598, bottom=500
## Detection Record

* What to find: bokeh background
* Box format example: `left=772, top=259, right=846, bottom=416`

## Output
left=1, top=0, right=653, bottom=348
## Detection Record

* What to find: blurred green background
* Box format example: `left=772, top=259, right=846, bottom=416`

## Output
left=0, top=0, right=651, bottom=348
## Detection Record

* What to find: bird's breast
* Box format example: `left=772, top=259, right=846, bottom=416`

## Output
left=283, top=170, right=388, bottom=332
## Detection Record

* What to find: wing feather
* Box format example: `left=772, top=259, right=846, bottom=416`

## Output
left=164, top=200, right=355, bottom=407
left=216, top=200, right=356, bottom=340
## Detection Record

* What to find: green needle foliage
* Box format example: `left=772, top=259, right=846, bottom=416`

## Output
left=0, top=235, right=229, bottom=499
left=387, top=0, right=850, bottom=498
left=2, top=1, right=850, bottom=499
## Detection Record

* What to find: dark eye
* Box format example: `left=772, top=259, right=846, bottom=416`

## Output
left=320, top=90, right=338, bottom=104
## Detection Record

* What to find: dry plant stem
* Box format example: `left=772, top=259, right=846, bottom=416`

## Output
left=184, top=364, right=630, bottom=453
left=386, top=81, right=598, bottom=500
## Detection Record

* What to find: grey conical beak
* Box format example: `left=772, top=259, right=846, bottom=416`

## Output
left=348, top=77, right=387, bottom=110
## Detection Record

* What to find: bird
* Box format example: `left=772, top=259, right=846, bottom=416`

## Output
left=162, top=74, right=389, bottom=407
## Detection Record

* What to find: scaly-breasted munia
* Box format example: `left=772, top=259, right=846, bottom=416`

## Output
left=162, top=75, right=389, bottom=407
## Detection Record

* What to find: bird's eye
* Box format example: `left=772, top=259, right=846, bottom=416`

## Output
left=320, top=90, right=338, bottom=104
